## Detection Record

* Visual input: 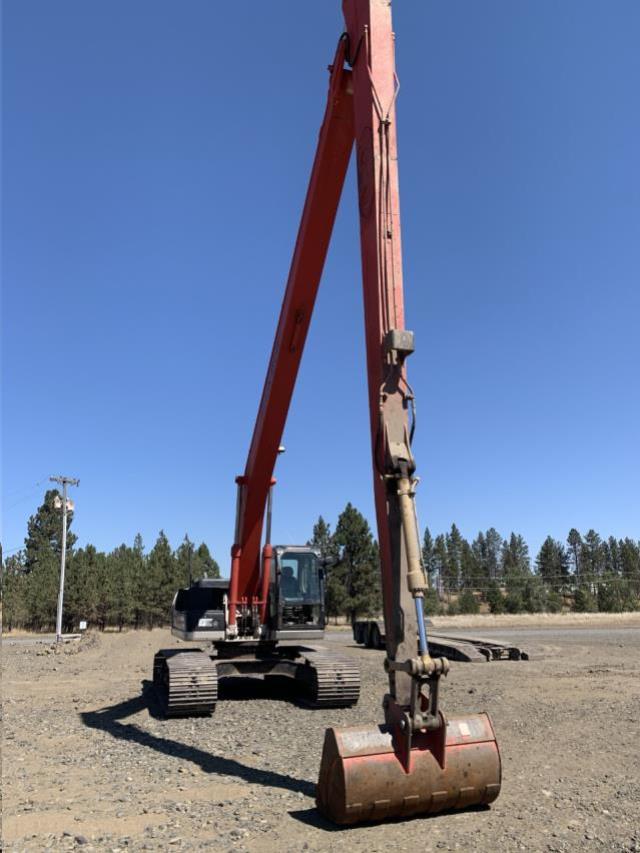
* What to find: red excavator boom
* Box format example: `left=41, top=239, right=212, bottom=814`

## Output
left=227, top=34, right=354, bottom=634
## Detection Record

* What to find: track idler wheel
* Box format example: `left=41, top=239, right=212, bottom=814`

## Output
left=316, top=712, right=501, bottom=824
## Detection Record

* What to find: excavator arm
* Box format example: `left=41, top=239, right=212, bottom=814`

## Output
left=342, top=0, right=429, bottom=714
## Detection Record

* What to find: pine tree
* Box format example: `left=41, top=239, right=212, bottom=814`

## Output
left=432, top=534, right=448, bottom=597
left=22, top=489, right=79, bottom=630
left=501, top=532, right=532, bottom=609
left=333, top=503, right=381, bottom=621
left=605, top=537, right=621, bottom=575
left=175, top=535, right=195, bottom=589
left=25, top=549, right=59, bottom=630
left=324, top=566, right=349, bottom=622
left=25, top=489, right=77, bottom=569
left=486, top=580, right=505, bottom=614
left=471, top=532, right=488, bottom=583
left=567, top=529, right=582, bottom=580
left=107, top=545, right=136, bottom=630
left=536, top=536, right=569, bottom=592
left=581, top=530, right=606, bottom=588
left=421, top=527, right=437, bottom=587
left=131, top=533, right=147, bottom=627
left=573, top=584, right=597, bottom=612
left=421, top=527, right=442, bottom=612
left=308, top=516, right=340, bottom=563
left=458, top=588, right=479, bottom=614
left=472, top=529, right=504, bottom=583
left=64, top=545, right=109, bottom=630
left=423, top=587, right=440, bottom=616
left=522, top=575, right=547, bottom=613
left=65, top=547, right=93, bottom=630
left=619, top=538, right=640, bottom=600
left=2, top=552, right=29, bottom=630
left=146, top=531, right=177, bottom=626
left=484, top=528, right=503, bottom=581
left=596, top=573, right=632, bottom=612
left=501, top=533, right=530, bottom=575
left=309, top=516, right=345, bottom=621
left=445, top=524, right=463, bottom=590
left=194, top=543, right=220, bottom=579
left=89, top=546, right=111, bottom=630
left=460, top=540, right=480, bottom=589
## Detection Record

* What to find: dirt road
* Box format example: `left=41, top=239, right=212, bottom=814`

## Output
left=2, top=618, right=639, bottom=852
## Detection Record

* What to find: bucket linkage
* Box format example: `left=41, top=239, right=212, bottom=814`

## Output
left=317, top=472, right=501, bottom=824
left=316, top=630, right=501, bottom=824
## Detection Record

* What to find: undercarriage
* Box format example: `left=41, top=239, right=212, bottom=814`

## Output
left=153, top=642, right=360, bottom=717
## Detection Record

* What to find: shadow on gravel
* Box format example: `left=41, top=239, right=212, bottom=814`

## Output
left=80, top=684, right=315, bottom=798
left=290, top=803, right=491, bottom=832
left=217, top=675, right=299, bottom=704
left=288, top=807, right=347, bottom=833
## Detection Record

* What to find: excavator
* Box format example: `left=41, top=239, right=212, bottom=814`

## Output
left=154, top=531, right=361, bottom=712
left=153, top=0, right=501, bottom=826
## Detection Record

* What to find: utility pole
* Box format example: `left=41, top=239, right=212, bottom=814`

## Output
left=50, top=475, right=79, bottom=643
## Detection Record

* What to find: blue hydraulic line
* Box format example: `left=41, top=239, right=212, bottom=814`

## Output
left=415, top=597, right=428, bottom=656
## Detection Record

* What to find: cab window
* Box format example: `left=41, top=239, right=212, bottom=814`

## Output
left=280, top=551, right=321, bottom=601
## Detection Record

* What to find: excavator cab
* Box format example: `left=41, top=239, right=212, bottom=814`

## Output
left=169, top=546, right=325, bottom=643
left=272, top=546, right=325, bottom=640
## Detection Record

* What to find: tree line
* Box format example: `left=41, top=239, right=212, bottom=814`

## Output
left=2, top=489, right=639, bottom=631
left=1, top=490, right=220, bottom=632
left=312, top=518, right=640, bottom=618
left=421, top=524, right=640, bottom=615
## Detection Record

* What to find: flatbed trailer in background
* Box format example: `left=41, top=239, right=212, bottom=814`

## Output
left=352, top=620, right=529, bottom=662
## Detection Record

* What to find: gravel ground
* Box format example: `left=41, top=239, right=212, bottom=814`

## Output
left=2, top=620, right=639, bottom=852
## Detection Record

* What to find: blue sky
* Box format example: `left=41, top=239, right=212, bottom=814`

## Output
left=3, top=1, right=639, bottom=570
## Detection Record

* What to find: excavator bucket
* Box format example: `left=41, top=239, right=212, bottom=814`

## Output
left=316, top=712, right=501, bottom=824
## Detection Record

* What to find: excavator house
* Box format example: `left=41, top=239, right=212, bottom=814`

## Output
left=152, top=0, right=501, bottom=826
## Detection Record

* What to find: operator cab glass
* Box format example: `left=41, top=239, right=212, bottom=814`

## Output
left=279, top=550, right=322, bottom=602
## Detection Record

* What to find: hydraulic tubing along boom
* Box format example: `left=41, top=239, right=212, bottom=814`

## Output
left=227, top=0, right=501, bottom=823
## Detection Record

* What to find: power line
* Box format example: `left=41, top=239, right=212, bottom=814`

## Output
left=4, top=477, right=51, bottom=511
left=3, top=475, right=49, bottom=500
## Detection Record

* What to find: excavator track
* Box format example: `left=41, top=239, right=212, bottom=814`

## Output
left=300, top=652, right=361, bottom=708
left=153, top=649, right=218, bottom=717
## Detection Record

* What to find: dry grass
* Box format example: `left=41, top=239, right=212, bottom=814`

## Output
left=430, top=611, right=640, bottom=630
left=325, top=611, right=640, bottom=632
